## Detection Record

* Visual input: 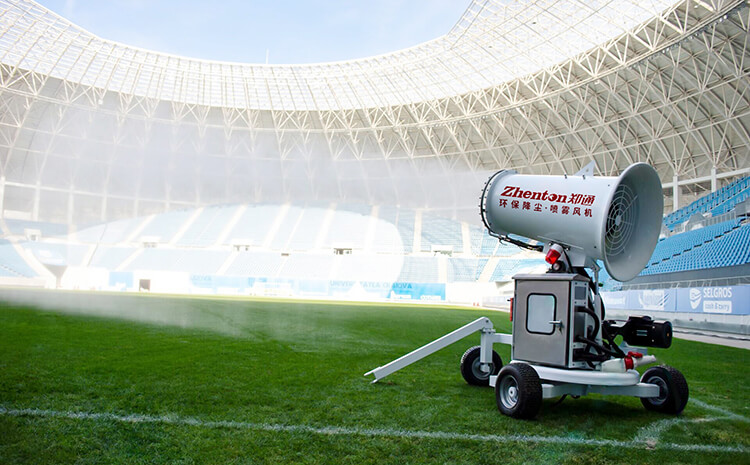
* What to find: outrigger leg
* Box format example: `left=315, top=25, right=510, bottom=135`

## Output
left=364, top=317, right=512, bottom=383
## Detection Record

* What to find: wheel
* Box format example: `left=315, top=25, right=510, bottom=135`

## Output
left=495, top=363, right=542, bottom=419
left=460, top=346, right=503, bottom=386
left=640, top=365, right=689, bottom=415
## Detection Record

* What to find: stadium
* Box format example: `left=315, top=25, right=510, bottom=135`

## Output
left=0, top=0, right=748, bottom=463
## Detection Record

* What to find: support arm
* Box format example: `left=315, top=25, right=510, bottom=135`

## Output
left=364, top=317, right=495, bottom=383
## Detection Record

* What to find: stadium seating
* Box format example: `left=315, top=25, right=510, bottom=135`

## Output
left=641, top=221, right=749, bottom=275
left=3, top=219, right=68, bottom=238
left=323, top=210, right=368, bottom=250
left=278, top=253, right=334, bottom=279
left=123, top=249, right=229, bottom=274
left=421, top=216, right=463, bottom=253
left=469, top=225, right=484, bottom=255
left=21, top=242, right=90, bottom=267
left=225, top=252, right=285, bottom=277
left=177, top=205, right=240, bottom=247
left=468, top=225, right=518, bottom=257
left=74, top=217, right=146, bottom=244
left=226, top=205, right=285, bottom=245
left=0, top=239, right=38, bottom=277
left=89, top=246, right=139, bottom=270
left=0, top=204, right=567, bottom=286
left=641, top=219, right=746, bottom=275
left=710, top=185, right=750, bottom=216
left=338, top=204, right=372, bottom=216
left=287, top=208, right=328, bottom=250
left=490, top=258, right=546, bottom=281
left=395, top=209, right=416, bottom=253
left=268, top=207, right=304, bottom=250
left=397, top=256, right=439, bottom=283
left=3, top=195, right=745, bottom=291
left=331, top=254, right=403, bottom=282
left=138, top=209, right=196, bottom=243
left=663, top=176, right=749, bottom=230
left=371, top=206, right=405, bottom=253
left=447, top=258, right=488, bottom=282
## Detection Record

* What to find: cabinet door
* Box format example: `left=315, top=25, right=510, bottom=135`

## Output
left=513, top=280, right=569, bottom=367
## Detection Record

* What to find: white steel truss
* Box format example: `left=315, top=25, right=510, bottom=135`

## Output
left=0, top=0, right=748, bottom=223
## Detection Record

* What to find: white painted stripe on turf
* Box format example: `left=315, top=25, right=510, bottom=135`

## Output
left=1, top=406, right=748, bottom=453
left=691, top=398, right=749, bottom=422
left=634, top=417, right=716, bottom=444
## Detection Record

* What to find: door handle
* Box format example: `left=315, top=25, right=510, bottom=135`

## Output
left=549, top=320, right=563, bottom=331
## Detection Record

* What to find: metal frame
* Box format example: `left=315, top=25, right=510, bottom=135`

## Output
left=365, top=317, right=512, bottom=383
left=364, top=315, right=659, bottom=399
left=489, top=366, right=660, bottom=399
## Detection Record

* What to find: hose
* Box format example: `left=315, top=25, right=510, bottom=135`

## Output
left=575, top=336, right=621, bottom=358
left=575, top=305, right=600, bottom=340
left=551, top=395, right=568, bottom=407
left=602, top=323, right=625, bottom=357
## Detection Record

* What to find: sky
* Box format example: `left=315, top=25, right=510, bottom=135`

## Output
left=35, top=0, right=470, bottom=64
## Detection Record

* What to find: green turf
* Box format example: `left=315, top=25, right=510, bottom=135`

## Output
left=1, top=290, right=748, bottom=464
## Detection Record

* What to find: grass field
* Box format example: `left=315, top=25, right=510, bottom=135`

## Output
left=1, top=289, right=748, bottom=464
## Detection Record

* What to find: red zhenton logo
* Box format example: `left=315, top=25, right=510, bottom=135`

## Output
left=500, top=186, right=595, bottom=206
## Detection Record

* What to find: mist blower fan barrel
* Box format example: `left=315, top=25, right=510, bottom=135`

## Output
left=480, top=163, right=663, bottom=282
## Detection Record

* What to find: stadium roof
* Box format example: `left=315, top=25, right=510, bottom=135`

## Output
left=0, top=0, right=748, bottom=223
left=1, top=0, right=684, bottom=110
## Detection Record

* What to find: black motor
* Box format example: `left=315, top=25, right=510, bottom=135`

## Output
left=604, top=316, right=672, bottom=349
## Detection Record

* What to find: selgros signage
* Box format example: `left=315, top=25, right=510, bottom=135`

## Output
left=676, top=286, right=738, bottom=314
left=602, top=285, right=749, bottom=315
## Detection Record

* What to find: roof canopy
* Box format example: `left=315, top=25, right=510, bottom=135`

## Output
left=2, top=0, right=677, bottom=110
left=0, top=0, right=748, bottom=224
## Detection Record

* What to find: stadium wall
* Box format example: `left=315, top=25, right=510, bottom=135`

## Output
left=602, top=286, right=750, bottom=334
left=61, top=269, right=452, bottom=302
left=49, top=268, right=504, bottom=306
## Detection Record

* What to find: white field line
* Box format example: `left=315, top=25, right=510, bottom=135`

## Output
left=632, top=397, right=749, bottom=446
left=634, top=417, right=716, bottom=444
left=690, top=398, right=750, bottom=422
left=0, top=405, right=748, bottom=454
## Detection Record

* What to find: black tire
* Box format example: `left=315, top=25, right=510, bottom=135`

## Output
left=640, top=365, right=689, bottom=415
left=460, top=346, right=503, bottom=386
left=495, top=363, right=542, bottom=419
